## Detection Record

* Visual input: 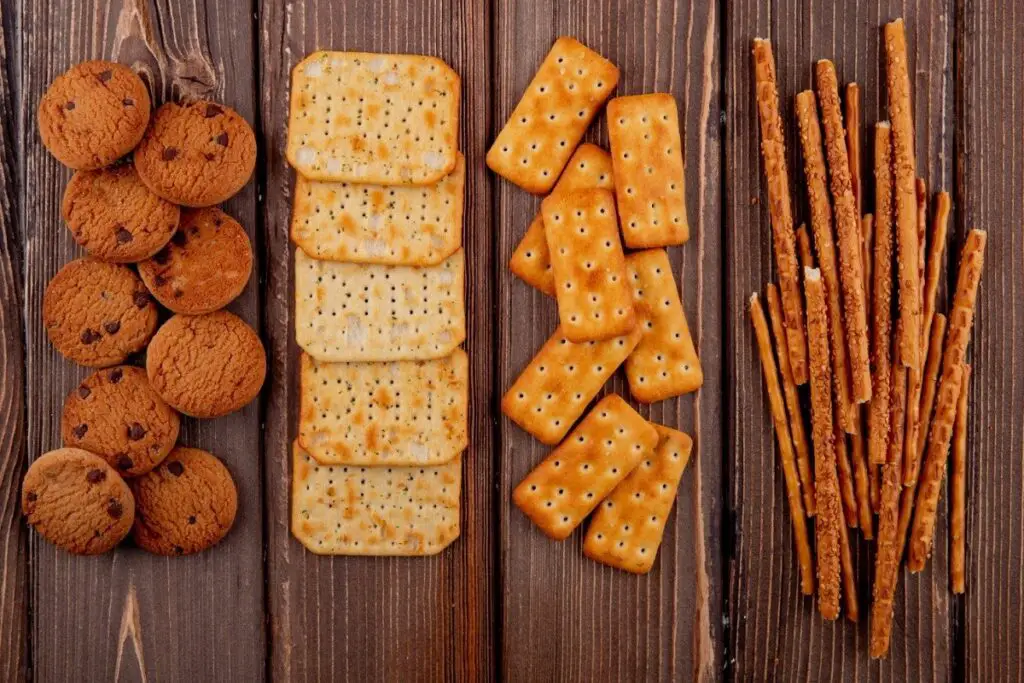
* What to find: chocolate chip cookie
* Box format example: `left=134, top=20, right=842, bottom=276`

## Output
left=146, top=311, right=266, bottom=418
left=130, top=447, right=238, bottom=555
left=42, top=258, right=158, bottom=367
left=62, top=366, right=180, bottom=477
left=137, top=207, right=252, bottom=314
left=134, top=100, right=256, bottom=207
left=22, top=448, right=135, bottom=555
left=61, top=163, right=180, bottom=263
left=37, top=60, right=151, bottom=170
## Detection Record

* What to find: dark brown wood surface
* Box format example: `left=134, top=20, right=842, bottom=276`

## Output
left=0, top=0, right=1020, bottom=681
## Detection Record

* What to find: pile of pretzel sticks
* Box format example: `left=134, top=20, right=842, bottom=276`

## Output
left=749, top=18, right=987, bottom=658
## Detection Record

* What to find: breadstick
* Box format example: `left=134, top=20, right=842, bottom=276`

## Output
left=884, top=19, right=922, bottom=370
left=795, top=90, right=856, bottom=432
left=796, top=223, right=815, bottom=270
left=767, top=284, right=816, bottom=515
left=838, top=504, right=859, bottom=622
left=851, top=412, right=873, bottom=537
left=836, top=427, right=858, bottom=528
left=903, top=179, right=929, bottom=478
left=861, top=214, right=874, bottom=332
left=845, top=83, right=863, bottom=218
left=753, top=39, right=809, bottom=385
left=804, top=267, right=841, bottom=620
left=921, top=192, right=952, bottom=363
left=814, top=61, right=872, bottom=403
left=951, top=364, right=970, bottom=594
left=870, top=463, right=881, bottom=512
left=868, top=123, right=895, bottom=465
left=750, top=293, right=815, bottom=594
left=916, top=314, right=948, bottom=465
left=908, top=230, right=987, bottom=572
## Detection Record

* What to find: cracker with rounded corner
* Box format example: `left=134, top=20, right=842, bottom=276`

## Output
left=295, top=248, right=465, bottom=362
left=287, top=51, right=460, bottom=185
left=298, top=350, right=468, bottom=466
left=291, top=441, right=461, bottom=556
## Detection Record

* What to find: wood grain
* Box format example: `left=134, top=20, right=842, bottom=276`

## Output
left=495, top=2, right=723, bottom=681
left=258, top=1, right=495, bottom=680
left=726, top=2, right=954, bottom=678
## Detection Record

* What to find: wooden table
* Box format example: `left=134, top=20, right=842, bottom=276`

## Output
left=0, top=1, right=1018, bottom=680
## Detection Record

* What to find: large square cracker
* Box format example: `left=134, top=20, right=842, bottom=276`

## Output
left=625, top=249, right=703, bottom=402
left=584, top=424, right=692, bottom=573
left=512, top=395, right=658, bottom=540
left=501, top=325, right=641, bottom=445
left=607, top=94, right=689, bottom=248
left=509, top=143, right=615, bottom=295
left=287, top=51, right=460, bottom=185
left=487, top=37, right=619, bottom=194
left=295, top=247, right=465, bottom=361
left=298, top=350, right=468, bottom=466
left=291, top=153, right=464, bottom=265
left=542, top=188, right=635, bottom=342
left=291, top=441, right=460, bottom=556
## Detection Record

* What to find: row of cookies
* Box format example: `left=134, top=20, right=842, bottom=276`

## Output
left=23, top=60, right=265, bottom=556
left=285, top=52, right=466, bottom=556
left=490, top=37, right=700, bottom=572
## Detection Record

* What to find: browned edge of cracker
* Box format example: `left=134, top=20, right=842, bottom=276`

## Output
left=916, top=313, right=948, bottom=465
left=951, top=363, right=971, bottom=594
left=869, top=123, right=895, bottom=465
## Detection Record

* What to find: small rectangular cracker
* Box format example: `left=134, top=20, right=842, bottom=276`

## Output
left=607, top=94, right=689, bottom=248
left=487, top=37, right=619, bottom=194
left=291, top=441, right=460, bottom=556
left=542, top=188, right=636, bottom=342
left=291, top=153, right=465, bottom=265
left=502, top=325, right=642, bottom=445
left=513, top=394, right=658, bottom=540
left=298, top=350, right=468, bottom=466
left=295, top=247, right=465, bottom=362
left=584, top=424, right=692, bottom=573
left=287, top=51, right=460, bottom=185
left=624, top=249, right=703, bottom=402
left=509, top=143, right=615, bottom=295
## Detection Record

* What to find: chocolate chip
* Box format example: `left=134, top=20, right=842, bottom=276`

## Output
left=104, top=321, right=121, bottom=335
left=173, top=545, right=184, bottom=555
left=167, top=461, right=184, bottom=477
left=133, top=291, right=150, bottom=308
left=65, top=101, right=76, bottom=111
left=171, top=231, right=187, bottom=247
left=190, top=226, right=200, bottom=236
left=172, top=289, right=184, bottom=298
left=86, top=469, right=106, bottom=484
left=127, top=423, right=146, bottom=441
left=153, top=274, right=167, bottom=287
left=162, top=147, right=179, bottom=161
left=116, top=227, right=133, bottom=243
left=215, top=132, right=229, bottom=146
left=122, top=97, right=135, bottom=107
left=153, top=249, right=170, bottom=265
left=204, top=104, right=223, bottom=118
left=107, top=499, right=124, bottom=519
left=109, top=368, right=123, bottom=384
left=72, top=423, right=89, bottom=439
left=116, top=455, right=134, bottom=470
left=187, top=515, right=197, bottom=525
left=78, top=385, right=91, bottom=399
left=203, top=152, right=216, bottom=161
left=80, top=328, right=101, bottom=344
left=213, top=218, right=223, bottom=227
left=97, top=70, right=112, bottom=83
left=26, top=492, right=37, bottom=502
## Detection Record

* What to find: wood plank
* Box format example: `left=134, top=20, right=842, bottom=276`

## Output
left=18, top=1, right=264, bottom=680
left=494, top=2, right=723, bottom=680
left=726, top=2, right=954, bottom=679
left=958, top=2, right=1024, bottom=679
left=258, top=1, right=495, bottom=680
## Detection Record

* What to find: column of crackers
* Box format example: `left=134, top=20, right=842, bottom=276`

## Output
left=285, top=51, right=467, bottom=556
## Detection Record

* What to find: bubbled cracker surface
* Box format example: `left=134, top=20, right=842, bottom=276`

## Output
left=607, top=94, right=689, bottom=248
left=583, top=425, right=692, bottom=573
left=287, top=52, right=460, bottom=185
left=298, top=350, right=468, bottom=466
left=291, top=442, right=461, bottom=556
left=486, top=38, right=619, bottom=194
left=624, top=249, right=703, bottom=402
left=512, top=395, right=657, bottom=540
left=291, top=153, right=464, bottom=265
left=501, top=325, right=641, bottom=445
left=295, top=248, right=465, bottom=362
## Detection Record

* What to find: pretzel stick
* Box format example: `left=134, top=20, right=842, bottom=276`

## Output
left=908, top=230, right=987, bottom=572
left=870, top=463, right=881, bottom=512
left=868, top=123, right=895, bottom=465
left=884, top=19, right=922, bottom=370
left=846, top=83, right=863, bottom=219
left=796, top=223, right=815, bottom=270
left=795, top=90, right=856, bottom=432
left=815, top=61, right=872, bottom=403
left=751, top=294, right=815, bottom=593
left=851, top=412, right=873, bottom=537
left=753, top=39, right=809, bottom=385
left=804, top=268, right=842, bottom=619
left=922, top=192, right=952, bottom=354
left=903, top=180, right=929, bottom=479
left=838, top=503, right=859, bottom=622
left=861, top=214, right=874, bottom=338
left=916, top=314, right=948, bottom=465
left=767, top=283, right=816, bottom=515
left=951, top=363, right=971, bottom=594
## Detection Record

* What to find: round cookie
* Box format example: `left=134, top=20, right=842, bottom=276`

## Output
left=62, top=164, right=180, bottom=263
left=62, top=366, right=181, bottom=477
left=134, top=100, right=256, bottom=207
left=42, top=258, right=159, bottom=368
left=130, top=447, right=238, bottom=555
left=146, top=311, right=266, bottom=418
left=137, top=207, right=252, bottom=314
left=22, top=448, right=135, bottom=555
left=37, top=60, right=151, bottom=170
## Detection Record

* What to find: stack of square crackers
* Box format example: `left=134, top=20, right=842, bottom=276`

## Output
left=285, top=51, right=467, bottom=556
left=491, top=37, right=703, bottom=574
